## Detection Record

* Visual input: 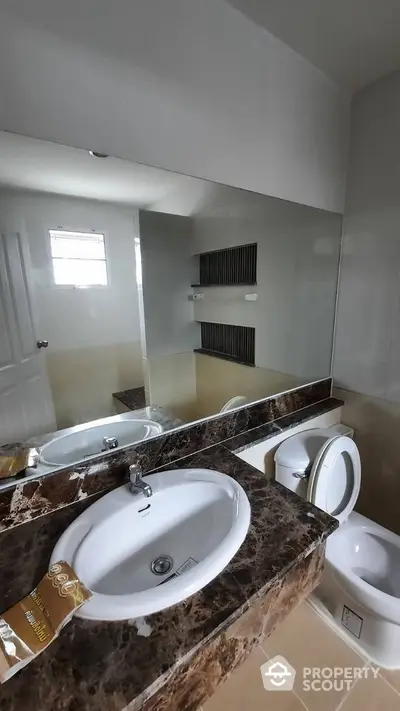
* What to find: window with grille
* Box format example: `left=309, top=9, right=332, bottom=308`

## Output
left=49, top=230, right=108, bottom=286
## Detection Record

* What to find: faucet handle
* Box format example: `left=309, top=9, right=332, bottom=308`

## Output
left=128, top=461, right=152, bottom=497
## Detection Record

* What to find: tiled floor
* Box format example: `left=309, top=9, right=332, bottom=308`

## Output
left=202, top=601, right=400, bottom=711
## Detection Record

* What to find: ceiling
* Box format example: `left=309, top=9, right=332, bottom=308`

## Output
left=0, top=132, right=199, bottom=209
left=227, top=0, right=400, bottom=91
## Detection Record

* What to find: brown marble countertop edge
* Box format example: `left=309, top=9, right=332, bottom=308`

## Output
left=224, top=397, right=344, bottom=453
left=127, top=590, right=252, bottom=711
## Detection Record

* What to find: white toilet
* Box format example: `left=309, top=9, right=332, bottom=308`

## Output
left=274, top=427, right=400, bottom=669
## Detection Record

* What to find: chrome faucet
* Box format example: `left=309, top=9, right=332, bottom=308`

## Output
left=129, top=463, right=152, bottom=497
left=103, top=436, right=118, bottom=450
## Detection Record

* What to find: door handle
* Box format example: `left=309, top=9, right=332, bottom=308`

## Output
left=37, top=340, right=49, bottom=349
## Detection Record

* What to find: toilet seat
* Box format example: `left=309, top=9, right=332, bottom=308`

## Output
left=307, top=435, right=361, bottom=523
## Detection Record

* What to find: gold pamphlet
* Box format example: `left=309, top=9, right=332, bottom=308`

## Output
left=0, top=561, right=92, bottom=682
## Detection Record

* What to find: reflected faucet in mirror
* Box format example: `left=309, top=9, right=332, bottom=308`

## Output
left=103, top=436, right=119, bottom=451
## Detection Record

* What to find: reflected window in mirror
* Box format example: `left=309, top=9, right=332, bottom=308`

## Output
left=49, top=230, right=108, bottom=287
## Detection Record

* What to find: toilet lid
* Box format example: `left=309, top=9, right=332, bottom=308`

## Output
left=307, top=435, right=361, bottom=523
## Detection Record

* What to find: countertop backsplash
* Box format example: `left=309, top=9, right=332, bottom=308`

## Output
left=0, top=379, right=331, bottom=533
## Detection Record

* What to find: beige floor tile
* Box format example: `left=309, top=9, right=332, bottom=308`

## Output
left=203, top=646, right=306, bottom=711
left=379, top=668, right=400, bottom=696
left=262, top=602, right=365, bottom=711
left=340, top=674, right=400, bottom=710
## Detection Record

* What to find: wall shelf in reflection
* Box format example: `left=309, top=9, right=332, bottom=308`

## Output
left=196, top=322, right=255, bottom=367
left=191, top=282, right=257, bottom=287
left=195, top=242, right=257, bottom=286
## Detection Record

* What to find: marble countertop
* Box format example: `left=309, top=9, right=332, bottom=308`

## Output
left=0, top=444, right=337, bottom=711
left=113, top=386, right=147, bottom=410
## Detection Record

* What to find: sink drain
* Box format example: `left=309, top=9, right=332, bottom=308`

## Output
left=151, top=555, right=173, bottom=576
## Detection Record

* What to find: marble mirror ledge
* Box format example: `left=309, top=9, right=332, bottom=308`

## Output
left=0, top=379, right=332, bottom=533
left=2, top=377, right=332, bottom=492
left=224, top=395, right=344, bottom=454
left=0, top=377, right=331, bottom=494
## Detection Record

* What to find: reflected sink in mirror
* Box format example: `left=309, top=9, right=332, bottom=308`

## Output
left=50, top=468, right=251, bottom=620
left=38, top=413, right=163, bottom=468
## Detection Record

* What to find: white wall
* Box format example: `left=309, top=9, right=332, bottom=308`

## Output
left=192, top=186, right=342, bottom=381
left=138, top=210, right=199, bottom=420
left=139, top=211, right=199, bottom=359
left=0, top=0, right=350, bottom=213
left=333, top=71, right=400, bottom=535
left=334, top=72, right=400, bottom=401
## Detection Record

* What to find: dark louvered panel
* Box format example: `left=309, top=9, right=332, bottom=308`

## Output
left=197, top=243, right=257, bottom=286
left=195, top=322, right=255, bottom=366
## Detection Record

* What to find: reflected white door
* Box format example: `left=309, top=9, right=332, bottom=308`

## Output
left=0, top=230, right=56, bottom=444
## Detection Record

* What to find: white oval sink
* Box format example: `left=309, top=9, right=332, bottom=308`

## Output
left=40, top=417, right=163, bottom=467
left=51, top=468, right=251, bottom=620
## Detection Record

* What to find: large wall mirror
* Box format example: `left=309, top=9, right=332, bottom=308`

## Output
left=0, top=132, right=342, bottom=473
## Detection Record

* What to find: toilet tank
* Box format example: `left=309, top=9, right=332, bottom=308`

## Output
left=274, top=424, right=353, bottom=498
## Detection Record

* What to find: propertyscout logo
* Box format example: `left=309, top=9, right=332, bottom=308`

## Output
left=260, top=656, right=380, bottom=692
left=261, top=656, right=296, bottom=691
